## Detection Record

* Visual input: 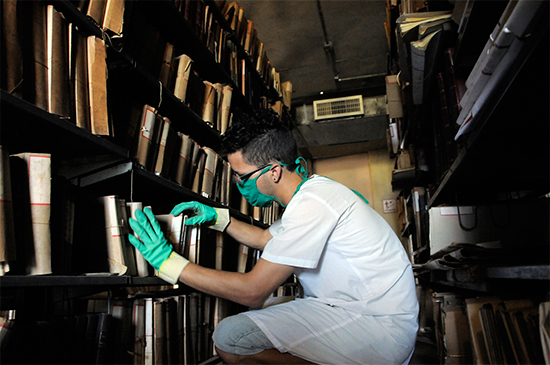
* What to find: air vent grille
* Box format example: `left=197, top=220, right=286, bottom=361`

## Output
left=313, top=95, right=364, bottom=120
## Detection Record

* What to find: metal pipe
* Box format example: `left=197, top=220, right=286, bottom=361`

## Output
left=316, top=0, right=339, bottom=79
left=316, top=0, right=330, bottom=47
left=336, top=73, right=387, bottom=82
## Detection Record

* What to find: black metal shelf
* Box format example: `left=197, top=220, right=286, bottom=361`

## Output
left=107, top=50, right=223, bottom=151
left=54, top=0, right=225, bottom=151
left=1, top=0, right=273, bottom=300
left=69, top=160, right=269, bottom=229
left=142, top=0, right=255, bottom=113
left=1, top=0, right=270, bottom=294
left=427, top=20, right=549, bottom=208
left=52, top=0, right=104, bottom=38
left=0, top=275, right=167, bottom=288
left=131, top=166, right=269, bottom=228
left=422, top=264, right=550, bottom=293
left=452, top=0, right=509, bottom=71
left=485, top=265, right=550, bottom=281
left=204, top=0, right=282, bottom=103
left=0, top=90, right=128, bottom=161
left=56, top=0, right=287, bottom=137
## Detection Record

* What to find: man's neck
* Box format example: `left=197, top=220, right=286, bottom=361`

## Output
left=276, top=170, right=306, bottom=206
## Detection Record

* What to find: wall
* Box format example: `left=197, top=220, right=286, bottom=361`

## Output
left=312, top=149, right=400, bottom=235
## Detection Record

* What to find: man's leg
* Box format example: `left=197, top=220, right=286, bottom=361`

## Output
left=213, top=314, right=315, bottom=364
left=216, top=347, right=315, bottom=364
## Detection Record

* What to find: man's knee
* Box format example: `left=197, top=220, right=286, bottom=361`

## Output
left=213, top=314, right=274, bottom=356
left=215, top=346, right=240, bottom=364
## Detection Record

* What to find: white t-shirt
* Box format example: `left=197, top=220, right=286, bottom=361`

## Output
left=261, top=175, right=418, bottom=317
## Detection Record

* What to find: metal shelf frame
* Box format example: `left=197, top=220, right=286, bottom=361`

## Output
left=0, top=275, right=167, bottom=288
left=427, top=18, right=549, bottom=208
left=1, top=1, right=271, bottom=296
left=424, top=264, right=550, bottom=293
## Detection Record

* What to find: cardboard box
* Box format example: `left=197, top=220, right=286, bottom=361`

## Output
left=386, top=75, right=404, bottom=118
left=428, top=202, right=549, bottom=256
left=429, top=206, right=482, bottom=255
left=397, top=149, right=412, bottom=169
left=443, top=307, right=473, bottom=364
left=432, top=292, right=473, bottom=364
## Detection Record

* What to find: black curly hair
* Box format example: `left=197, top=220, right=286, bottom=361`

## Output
left=221, top=108, right=297, bottom=170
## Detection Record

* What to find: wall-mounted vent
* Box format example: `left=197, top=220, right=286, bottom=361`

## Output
left=313, top=95, right=364, bottom=120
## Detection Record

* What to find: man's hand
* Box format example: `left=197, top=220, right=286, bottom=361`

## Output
left=170, top=201, right=230, bottom=232
left=128, top=208, right=189, bottom=284
left=170, top=201, right=217, bottom=225
left=128, top=208, right=172, bottom=270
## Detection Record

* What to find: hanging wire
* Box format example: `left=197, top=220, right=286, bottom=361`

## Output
left=455, top=190, right=478, bottom=231
left=101, top=29, right=124, bottom=54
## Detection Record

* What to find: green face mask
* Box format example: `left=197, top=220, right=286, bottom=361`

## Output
left=237, top=157, right=308, bottom=208
left=237, top=165, right=276, bottom=207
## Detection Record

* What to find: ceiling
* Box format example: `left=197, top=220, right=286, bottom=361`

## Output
left=236, top=0, right=392, bottom=159
left=238, top=0, right=390, bottom=102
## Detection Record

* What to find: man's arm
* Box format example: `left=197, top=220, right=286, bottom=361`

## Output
left=225, top=217, right=273, bottom=251
left=179, top=258, right=294, bottom=308
left=170, top=201, right=272, bottom=251
left=129, top=206, right=285, bottom=307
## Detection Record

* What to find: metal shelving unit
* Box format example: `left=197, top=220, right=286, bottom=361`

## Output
left=425, top=264, right=550, bottom=294
left=0, top=2, right=284, bottom=364
left=390, top=1, right=550, bottom=300
left=1, top=0, right=271, bottom=294
left=427, top=19, right=550, bottom=208
left=1, top=90, right=128, bottom=163
left=204, top=0, right=282, bottom=103
left=0, top=275, right=166, bottom=288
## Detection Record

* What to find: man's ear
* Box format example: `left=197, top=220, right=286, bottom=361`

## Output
left=271, top=164, right=282, bottom=183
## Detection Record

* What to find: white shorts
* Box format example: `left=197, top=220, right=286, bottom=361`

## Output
left=244, top=298, right=417, bottom=365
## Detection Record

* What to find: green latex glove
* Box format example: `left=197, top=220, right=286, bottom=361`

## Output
left=128, top=208, right=173, bottom=271
left=170, top=201, right=218, bottom=226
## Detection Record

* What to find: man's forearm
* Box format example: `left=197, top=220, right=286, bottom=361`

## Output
left=225, top=217, right=272, bottom=251
left=179, top=263, right=265, bottom=307
left=178, top=258, right=294, bottom=308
